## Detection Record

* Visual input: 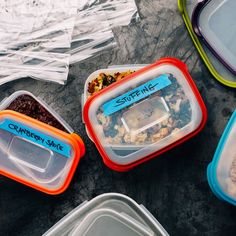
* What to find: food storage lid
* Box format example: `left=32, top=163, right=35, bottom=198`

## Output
left=43, top=193, right=169, bottom=236
left=207, top=110, right=236, bottom=205
left=69, top=209, right=154, bottom=236
left=192, top=0, right=236, bottom=75
left=0, top=110, right=85, bottom=194
left=178, top=0, right=236, bottom=88
left=83, top=58, right=207, bottom=171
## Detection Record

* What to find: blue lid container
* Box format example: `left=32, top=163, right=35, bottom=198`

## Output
left=207, top=110, right=236, bottom=205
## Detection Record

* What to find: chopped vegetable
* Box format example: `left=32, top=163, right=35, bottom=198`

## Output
left=88, top=71, right=134, bottom=96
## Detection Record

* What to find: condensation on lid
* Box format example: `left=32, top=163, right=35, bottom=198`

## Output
left=0, top=110, right=76, bottom=191
left=85, top=62, right=203, bottom=165
left=69, top=209, right=154, bottom=236
left=215, top=112, right=236, bottom=200
left=195, top=0, right=236, bottom=74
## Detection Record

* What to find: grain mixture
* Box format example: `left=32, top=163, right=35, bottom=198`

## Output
left=94, top=73, right=192, bottom=145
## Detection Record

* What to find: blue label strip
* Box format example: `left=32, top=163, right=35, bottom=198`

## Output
left=0, top=119, right=71, bottom=158
left=102, top=74, right=171, bottom=116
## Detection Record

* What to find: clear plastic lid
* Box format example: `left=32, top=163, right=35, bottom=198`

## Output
left=83, top=59, right=205, bottom=167
left=192, top=0, right=236, bottom=75
left=179, top=0, right=236, bottom=87
left=69, top=209, right=154, bottom=236
left=215, top=111, right=236, bottom=200
left=0, top=110, right=83, bottom=194
left=43, top=193, right=169, bottom=236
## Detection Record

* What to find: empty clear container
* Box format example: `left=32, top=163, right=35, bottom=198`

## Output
left=192, top=0, right=236, bottom=75
left=43, top=193, right=169, bottom=236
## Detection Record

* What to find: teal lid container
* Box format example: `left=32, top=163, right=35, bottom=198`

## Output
left=207, top=110, right=236, bottom=205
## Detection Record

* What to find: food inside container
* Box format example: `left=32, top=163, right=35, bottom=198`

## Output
left=43, top=193, right=169, bottom=236
left=84, top=65, right=147, bottom=103
left=83, top=58, right=207, bottom=171
left=0, top=91, right=85, bottom=194
left=82, top=65, right=146, bottom=141
left=87, top=70, right=135, bottom=97
left=97, top=74, right=191, bottom=146
left=5, top=94, right=68, bottom=133
left=0, top=91, right=73, bottom=133
left=207, top=110, right=236, bottom=205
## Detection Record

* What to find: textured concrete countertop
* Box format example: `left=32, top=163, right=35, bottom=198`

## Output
left=0, top=0, right=236, bottom=235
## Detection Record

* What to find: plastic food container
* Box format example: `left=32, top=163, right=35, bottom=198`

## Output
left=207, top=110, right=236, bottom=205
left=43, top=193, right=169, bottom=236
left=83, top=58, right=207, bottom=171
left=0, top=91, right=85, bottom=195
left=192, top=0, right=236, bottom=75
left=178, top=0, right=236, bottom=88
left=82, top=64, right=146, bottom=141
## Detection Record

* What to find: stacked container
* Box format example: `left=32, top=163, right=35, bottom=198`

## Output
left=178, top=0, right=236, bottom=88
left=83, top=58, right=207, bottom=171
left=0, top=91, right=85, bottom=194
left=43, top=193, right=169, bottom=236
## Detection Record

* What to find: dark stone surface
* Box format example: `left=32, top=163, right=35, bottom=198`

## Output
left=0, top=0, right=236, bottom=235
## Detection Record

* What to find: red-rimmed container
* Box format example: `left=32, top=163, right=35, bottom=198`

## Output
left=83, top=58, right=207, bottom=171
